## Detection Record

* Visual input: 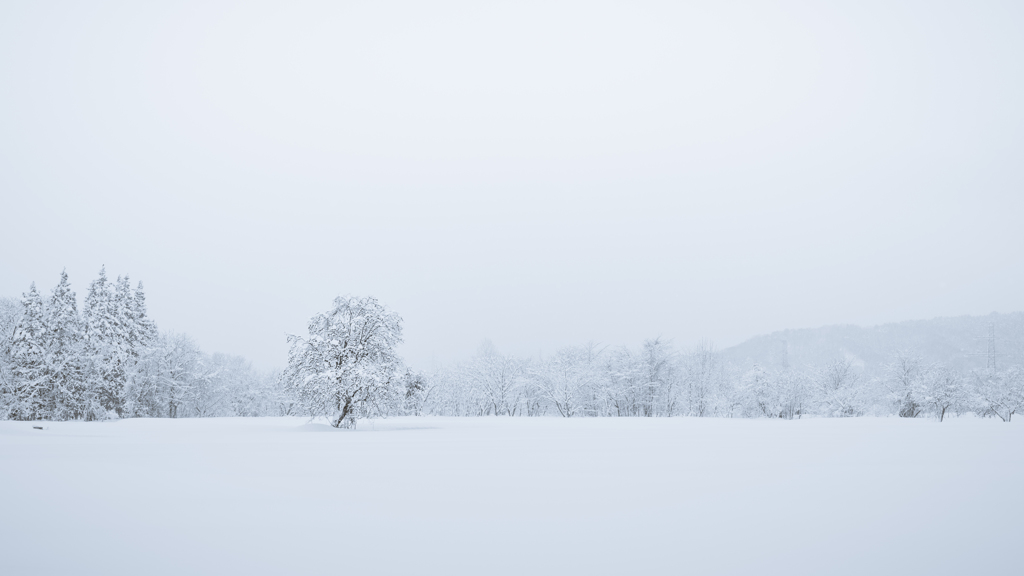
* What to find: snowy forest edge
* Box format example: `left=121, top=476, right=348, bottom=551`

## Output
left=1, top=270, right=1022, bottom=425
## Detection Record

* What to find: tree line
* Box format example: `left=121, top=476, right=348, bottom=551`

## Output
left=0, top=269, right=287, bottom=421
left=412, top=341, right=1023, bottom=422
left=2, top=283, right=1022, bottom=424
left=279, top=296, right=1024, bottom=425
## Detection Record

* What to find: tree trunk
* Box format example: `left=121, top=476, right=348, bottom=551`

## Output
left=331, top=398, right=354, bottom=428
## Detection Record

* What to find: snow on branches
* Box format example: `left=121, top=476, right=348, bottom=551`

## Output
left=0, top=269, right=287, bottom=422
left=283, top=295, right=404, bottom=428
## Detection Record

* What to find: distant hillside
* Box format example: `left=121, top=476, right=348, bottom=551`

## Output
left=719, top=312, right=1024, bottom=377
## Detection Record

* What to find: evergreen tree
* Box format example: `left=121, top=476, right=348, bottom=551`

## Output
left=83, top=267, right=125, bottom=417
left=46, top=270, right=85, bottom=420
left=10, top=284, right=48, bottom=420
left=75, top=269, right=159, bottom=418
left=0, top=297, right=20, bottom=418
left=131, top=281, right=158, bottom=346
left=110, top=275, right=135, bottom=388
left=114, top=274, right=134, bottom=345
left=122, top=281, right=159, bottom=417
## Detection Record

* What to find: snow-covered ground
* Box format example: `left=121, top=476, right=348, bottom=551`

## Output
left=1, top=416, right=1021, bottom=575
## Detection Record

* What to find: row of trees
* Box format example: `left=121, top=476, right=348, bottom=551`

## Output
left=420, top=339, right=712, bottom=418
left=0, top=270, right=286, bottom=421
left=412, top=341, right=1024, bottom=421
left=3, top=286, right=1022, bottom=424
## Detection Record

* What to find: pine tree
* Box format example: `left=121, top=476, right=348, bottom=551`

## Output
left=114, top=274, right=133, bottom=342
left=131, top=281, right=157, bottom=346
left=10, top=284, right=48, bottom=420
left=82, top=267, right=124, bottom=418
left=122, top=281, right=159, bottom=417
left=0, top=297, right=20, bottom=417
left=79, top=269, right=159, bottom=418
left=46, top=270, right=85, bottom=420
left=112, top=274, right=136, bottom=371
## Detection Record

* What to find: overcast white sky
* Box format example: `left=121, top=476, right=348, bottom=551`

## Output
left=2, top=0, right=1022, bottom=369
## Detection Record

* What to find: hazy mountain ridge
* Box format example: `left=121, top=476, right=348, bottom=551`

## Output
left=720, top=312, right=1024, bottom=377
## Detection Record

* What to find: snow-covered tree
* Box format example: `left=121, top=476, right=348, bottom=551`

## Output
left=519, top=367, right=547, bottom=417
left=741, top=364, right=782, bottom=418
left=283, top=295, right=403, bottom=428
left=0, top=270, right=296, bottom=421
left=538, top=344, right=601, bottom=417
left=922, top=365, right=967, bottom=421
left=419, top=363, right=491, bottom=417
left=119, top=280, right=162, bottom=417
left=82, top=267, right=126, bottom=417
left=972, top=367, right=1024, bottom=422
left=397, top=369, right=428, bottom=416
left=605, top=346, right=644, bottom=417
left=776, top=369, right=809, bottom=420
left=681, top=340, right=721, bottom=417
left=419, top=364, right=468, bottom=416
left=640, top=338, right=678, bottom=417
left=0, top=297, right=19, bottom=417
left=9, top=284, right=48, bottom=420
left=469, top=341, right=526, bottom=416
left=186, top=363, right=222, bottom=418
left=129, top=281, right=158, bottom=348
left=815, top=358, right=862, bottom=417
left=76, top=270, right=154, bottom=418
left=146, top=332, right=204, bottom=418
left=45, top=270, right=86, bottom=420
left=884, top=350, right=926, bottom=418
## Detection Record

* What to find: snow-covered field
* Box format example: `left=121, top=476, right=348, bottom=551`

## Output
left=2, top=416, right=1021, bottom=575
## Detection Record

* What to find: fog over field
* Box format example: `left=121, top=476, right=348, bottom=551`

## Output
left=2, top=1, right=1023, bottom=574
left=2, top=0, right=1023, bottom=368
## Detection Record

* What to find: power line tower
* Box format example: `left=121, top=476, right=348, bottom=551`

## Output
left=778, top=338, right=789, bottom=370
left=972, top=323, right=1002, bottom=373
